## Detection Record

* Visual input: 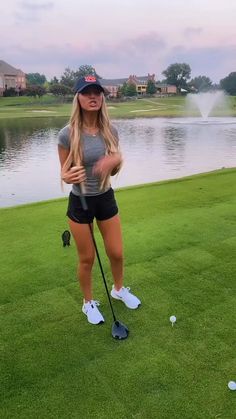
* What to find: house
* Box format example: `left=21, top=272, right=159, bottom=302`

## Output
left=156, top=83, right=177, bottom=95
left=101, top=78, right=127, bottom=98
left=101, top=74, right=156, bottom=97
left=0, top=60, right=26, bottom=96
left=127, top=74, right=156, bottom=95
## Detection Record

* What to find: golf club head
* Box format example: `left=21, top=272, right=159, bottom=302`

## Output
left=112, top=320, right=129, bottom=340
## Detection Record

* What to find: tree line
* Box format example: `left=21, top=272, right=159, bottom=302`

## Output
left=3, top=63, right=236, bottom=97
left=162, top=63, right=236, bottom=96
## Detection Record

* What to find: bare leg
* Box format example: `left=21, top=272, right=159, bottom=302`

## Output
left=68, top=219, right=95, bottom=302
left=97, top=215, right=123, bottom=291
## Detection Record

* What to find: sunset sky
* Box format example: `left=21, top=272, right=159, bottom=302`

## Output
left=1, top=0, right=236, bottom=82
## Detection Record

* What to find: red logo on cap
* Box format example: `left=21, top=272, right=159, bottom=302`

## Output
left=85, top=76, right=97, bottom=82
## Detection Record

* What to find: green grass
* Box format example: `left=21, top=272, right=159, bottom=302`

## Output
left=0, top=95, right=60, bottom=107
left=0, top=95, right=71, bottom=119
left=1, top=95, right=236, bottom=119
left=0, top=169, right=236, bottom=418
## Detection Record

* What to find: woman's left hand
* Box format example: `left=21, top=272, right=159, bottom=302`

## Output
left=93, top=153, right=122, bottom=177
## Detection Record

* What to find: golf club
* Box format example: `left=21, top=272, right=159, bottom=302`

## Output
left=78, top=190, right=129, bottom=340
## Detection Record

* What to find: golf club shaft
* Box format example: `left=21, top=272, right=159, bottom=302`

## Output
left=87, top=222, right=117, bottom=322
left=78, top=185, right=117, bottom=322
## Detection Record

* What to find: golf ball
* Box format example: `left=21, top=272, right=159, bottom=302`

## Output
left=228, top=381, right=236, bottom=391
left=170, top=315, right=176, bottom=323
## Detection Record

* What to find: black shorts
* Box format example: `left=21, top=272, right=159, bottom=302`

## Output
left=67, top=188, right=118, bottom=224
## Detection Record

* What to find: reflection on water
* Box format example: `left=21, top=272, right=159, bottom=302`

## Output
left=0, top=117, right=68, bottom=165
left=0, top=117, right=236, bottom=207
left=162, top=126, right=186, bottom=168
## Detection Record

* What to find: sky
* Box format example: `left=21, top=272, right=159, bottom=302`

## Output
left=1, top=0, right=236, bottom=83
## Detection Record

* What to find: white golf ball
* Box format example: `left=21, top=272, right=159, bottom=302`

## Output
left=228, top=381, right=236, bottom=390
left=170, top=315, right=176, bottom=323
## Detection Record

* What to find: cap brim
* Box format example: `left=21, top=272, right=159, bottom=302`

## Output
left=77, top=83, right=105, bottom=94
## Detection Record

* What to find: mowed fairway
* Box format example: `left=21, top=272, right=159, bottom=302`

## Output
left=1, top=95, right=236, bottom=119
left=0, top=169, right=236, bottom=418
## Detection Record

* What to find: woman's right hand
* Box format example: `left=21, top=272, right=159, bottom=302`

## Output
left=61, top=165, right=86, bottom=184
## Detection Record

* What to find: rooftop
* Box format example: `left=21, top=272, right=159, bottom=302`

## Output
left=0, top=60, right=22, bottom=75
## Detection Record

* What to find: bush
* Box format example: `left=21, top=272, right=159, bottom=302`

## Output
left=3, top=88, right=18, bottom=97
left=49, top=84, right=72, bottom=96
left=22, top=85, right=46, bottom=97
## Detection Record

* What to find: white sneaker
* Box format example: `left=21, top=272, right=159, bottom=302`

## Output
left=82, top=300, right=105, bottom=325
left=111, top=286, right=141, bottom=309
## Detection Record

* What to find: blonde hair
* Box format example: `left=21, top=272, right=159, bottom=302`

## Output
left=61, top=93, right=121, bottom=190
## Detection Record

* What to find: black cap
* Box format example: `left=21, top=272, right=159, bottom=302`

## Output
left=74, top=76, right=104, bottom=94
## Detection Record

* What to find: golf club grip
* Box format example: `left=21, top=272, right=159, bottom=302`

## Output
left=79, top=183, right=88, bottom=211
left=80, top=194, right=88, bottom=211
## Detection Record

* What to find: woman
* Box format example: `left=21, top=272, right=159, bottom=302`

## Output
left=58, top=75, right=141, bottom=325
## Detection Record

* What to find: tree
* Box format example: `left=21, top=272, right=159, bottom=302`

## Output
left=220, top=72, right=236, bottom=95
left=60, top=67, right=76, bottom=88
left=116, top=86, right=123, bottom=99
left=49, top=83, right=72, bottom=96
left=23, top=85, right=46, bottom=97
left=60, top=65, right=101, bottom=88
left=162, top=63, right=191, bottom=92
left=50, top=76, right=59, bottom=84
left=121, top=82, right=128, bottom=96
left=190, top=75, right=213, bottom=92
left=75, top=65, right=101, bottom=79
left=121, top=82, right=137, bottom=97
left=125, top=83, right=137, bottom=97
left=26, top=73, right=47, bottom=86
left=146, top=80, right=157, bottom=95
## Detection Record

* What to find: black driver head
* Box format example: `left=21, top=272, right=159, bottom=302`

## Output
left=62, top=230, right=71, bottom=247
left=112, top=320, right=129, bottom=340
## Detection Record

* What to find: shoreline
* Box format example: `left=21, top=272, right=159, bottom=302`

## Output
left=1, top=167, right=235, bottom=211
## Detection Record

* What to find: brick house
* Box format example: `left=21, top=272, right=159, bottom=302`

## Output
left=156, top=83, right=177, bottom=95
left=101, top=74, right=157, bottom=97
left=127, top=74, right=156, bottom=95
left=101, top=78, right=127, bottom=98
left=0, top=60, right=26, bottom=96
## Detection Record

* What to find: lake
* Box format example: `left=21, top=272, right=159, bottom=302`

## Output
left=0, top=116, right=236, bottom=208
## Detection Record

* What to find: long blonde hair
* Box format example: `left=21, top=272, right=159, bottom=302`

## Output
left=61, top=93, right=121, bottom=190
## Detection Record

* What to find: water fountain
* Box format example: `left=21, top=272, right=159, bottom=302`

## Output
left=172, top=90, right=236, bottom=125
left=186, top=91, right=226, bottom=120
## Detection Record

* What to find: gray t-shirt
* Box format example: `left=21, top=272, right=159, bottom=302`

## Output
left=58, top=124, right=119, bottom=196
